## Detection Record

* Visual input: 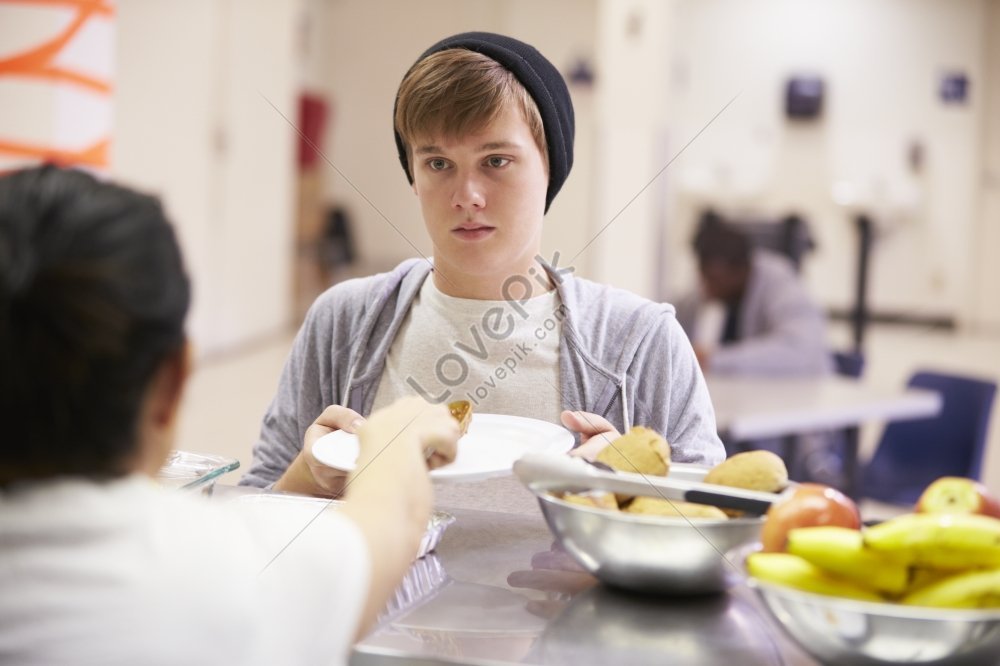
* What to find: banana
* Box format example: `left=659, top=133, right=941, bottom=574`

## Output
left=786, top=526, right=910, bottom=595
left=863, top=513, right=1000, bottom=569
left=901, top=567, right=1000, bottom=608
left=747, top=552, right=884, bottom=601
left=903, top=568, right=955, bottom=596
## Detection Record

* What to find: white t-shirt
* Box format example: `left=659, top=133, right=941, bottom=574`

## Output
left=0, top=476, right=369, bottom=666
left=372, top=273, right=562, bottom=424
left=372, top=274, right=563, bottom=515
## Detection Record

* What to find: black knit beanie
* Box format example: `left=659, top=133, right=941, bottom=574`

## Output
left=394, top=31, right=575, bottom=214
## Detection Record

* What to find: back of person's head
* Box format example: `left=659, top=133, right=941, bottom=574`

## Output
left=0, top=165, right=190, bottom=484
left=692, top=213, right=752, bottom=269
left=394, top=31, right=575, bottom=213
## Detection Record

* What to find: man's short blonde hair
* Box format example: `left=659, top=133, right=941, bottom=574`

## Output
left=394, top=49, right=548, bottom=170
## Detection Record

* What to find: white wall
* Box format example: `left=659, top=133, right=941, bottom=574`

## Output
left=113, top=0, right=301, bottom=356
left=588, top=0, right=675, bottom=299
left=972, top=0, right=1000, bottom=332
left=321, top=0, right=598, bottom=279
left=112, top=0, right=218, bottom=350
left=662, top=0, right=987, bottom=327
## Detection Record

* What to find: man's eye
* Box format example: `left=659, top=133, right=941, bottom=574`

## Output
left=428, top=159, right=448, bottom=171
left=486, top=156, right=511, bottom=168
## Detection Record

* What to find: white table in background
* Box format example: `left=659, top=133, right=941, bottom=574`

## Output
left=707, top=375, right=942, bottom=441
left=705, top=375, right=943, bottom=496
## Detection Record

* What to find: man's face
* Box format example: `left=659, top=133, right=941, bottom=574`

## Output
left=699, top=259, right=748, bottom=305
left=411, top=103, right=548, bottom=291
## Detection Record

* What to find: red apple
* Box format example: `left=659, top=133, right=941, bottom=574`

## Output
left=916, top=476, right=1000, bottom=518
left=761, top=483, right=861, bottom=553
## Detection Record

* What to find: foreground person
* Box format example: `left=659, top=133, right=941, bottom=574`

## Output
left=0, top=165, right=457, bottom=665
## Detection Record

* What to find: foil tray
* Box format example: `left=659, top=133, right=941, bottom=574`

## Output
left=380, top=554, right=451, bottom=622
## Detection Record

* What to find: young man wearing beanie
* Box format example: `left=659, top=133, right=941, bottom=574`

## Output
left=242, top=32, right=725, bottom=509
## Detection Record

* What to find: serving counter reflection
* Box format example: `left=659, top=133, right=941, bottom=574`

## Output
left=348, top=504, right=816, bottom=666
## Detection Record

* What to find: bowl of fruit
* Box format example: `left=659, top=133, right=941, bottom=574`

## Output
left=745, top=477, right=1000, bottom=665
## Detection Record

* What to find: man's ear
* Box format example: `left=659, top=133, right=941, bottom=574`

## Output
left=133, top=341, right=192, bottom=477
left=151, top=341, right=192, bottom=428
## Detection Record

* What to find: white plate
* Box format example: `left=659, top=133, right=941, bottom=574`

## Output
left=312, top=413, right=575, bottom=484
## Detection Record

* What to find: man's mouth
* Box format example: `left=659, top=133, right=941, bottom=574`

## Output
left=452, top=222, right=495, bottom=241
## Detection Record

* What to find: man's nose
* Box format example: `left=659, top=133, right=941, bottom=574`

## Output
left=451, top=172, right=485, bottom=210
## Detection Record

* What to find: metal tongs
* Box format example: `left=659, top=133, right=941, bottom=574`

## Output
left=514, top=452, right=793, bottom=516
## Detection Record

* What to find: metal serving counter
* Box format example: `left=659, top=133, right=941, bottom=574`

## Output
left=350, top=506, right=818, bottom=666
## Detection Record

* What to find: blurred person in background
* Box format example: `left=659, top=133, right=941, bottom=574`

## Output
left=675, top=216, right=845, bottom=485
left=0, top=165, right=458, bottom=666
left=676, top=216, right=832, bottom=377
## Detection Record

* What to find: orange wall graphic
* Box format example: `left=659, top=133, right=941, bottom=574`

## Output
left=0, top=0, right=114, bottom=170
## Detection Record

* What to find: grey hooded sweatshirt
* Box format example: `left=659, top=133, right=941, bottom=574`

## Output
left=241, top=259, right=725, bottom=488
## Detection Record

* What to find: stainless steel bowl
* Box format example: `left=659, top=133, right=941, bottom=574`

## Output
left=530, top=478, right=763, bottom=595
left=748, top=577, right=1000, bottom=665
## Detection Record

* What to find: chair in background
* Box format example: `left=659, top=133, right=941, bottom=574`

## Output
left=832, top=350, right=865, bottom=379
left=860, top=370, right=997, bottom=506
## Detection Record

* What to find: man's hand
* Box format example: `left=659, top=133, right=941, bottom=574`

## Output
left=560, top=410, right=621, bottom=461
left=693, top=344, right=712, bottom=372
left=274, top=405, right=366, bottom=497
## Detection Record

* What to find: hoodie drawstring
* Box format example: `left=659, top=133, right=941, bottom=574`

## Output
left=620, top=373, right=631, bottom=432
